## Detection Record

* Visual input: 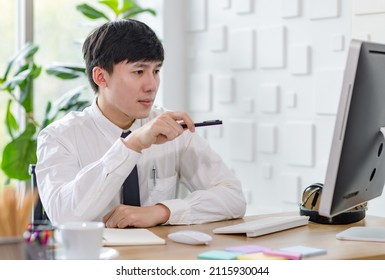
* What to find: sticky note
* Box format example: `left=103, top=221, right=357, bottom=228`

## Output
left=279, top=245, right=327, bottom=257
left=237, top=253, right=287, bottom=260
left=197, top=250, right=242, bottom=260
left=225, top=244, right=270, bottom=254
left=262, top=249, right=302, bottom=260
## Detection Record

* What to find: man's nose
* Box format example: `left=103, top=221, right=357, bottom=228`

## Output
left=143, top=72, right=158, bottom=92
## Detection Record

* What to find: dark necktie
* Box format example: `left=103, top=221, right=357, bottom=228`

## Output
left=121, top=131, right=141, bottom=206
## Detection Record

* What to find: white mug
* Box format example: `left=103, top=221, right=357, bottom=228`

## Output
left=58, top=222, right=104, bottom=260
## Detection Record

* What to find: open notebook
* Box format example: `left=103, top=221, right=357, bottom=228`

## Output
left=103, top=228, right=166, bottom=246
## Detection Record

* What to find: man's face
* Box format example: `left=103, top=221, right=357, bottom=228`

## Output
left=98, top=60, right=162, bottom=128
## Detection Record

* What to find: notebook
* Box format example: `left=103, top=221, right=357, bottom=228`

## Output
left=213, top=215, right=309, bottom=237
left=103, top=228, right=166, bottom=246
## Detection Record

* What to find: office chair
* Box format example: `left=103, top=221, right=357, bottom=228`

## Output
left=29, top=164, right=50, bottom=224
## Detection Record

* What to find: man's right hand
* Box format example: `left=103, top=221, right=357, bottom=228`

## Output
left=122, top=111, right=195, bottom=152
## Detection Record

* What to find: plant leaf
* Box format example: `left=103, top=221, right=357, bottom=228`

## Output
left=76, top=3, right=110, bottom=21
left=3, top=43, right=38, bottom=81
left=1, top=123, right=37, bottom=181
left=0, top=67, right=32, bottom=92
left=121, top=0, right=136, bottom=11
left=46, top=85, right=90, bottom=121
left=46, top=65, right=85, bottom=80
left=122, top=7, right=156, bottom=19
left=99, top=0, right=119, bottom=16
left=5, top=100, right=19, bottom=139
left=17, top=63, right=41, bottom=113
left=19, top=77, right=33, bottom=113
left=40, top=101, right=53, bottom=130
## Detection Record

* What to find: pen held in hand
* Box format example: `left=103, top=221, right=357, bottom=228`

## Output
left=181, top=120, right=223, bottom=129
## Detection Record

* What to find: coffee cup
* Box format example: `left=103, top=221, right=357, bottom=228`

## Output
left=58, top=222, right=104, bottom=260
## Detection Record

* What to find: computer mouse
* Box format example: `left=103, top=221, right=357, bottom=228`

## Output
left=168, top=230, right=212, bottom=245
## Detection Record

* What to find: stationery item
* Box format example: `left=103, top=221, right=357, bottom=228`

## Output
left=237, top=252, right=287, bottom=260
left=262, top=249, right=302, bottom=260
left=213, top=215, right=309, bottom=237
left=58, top=221, right=104, bottom=260
left=24, top=222, right=56, bottom=260
left=225, top=244, right=270, bottom=254
left=152, top=165, right=157, bottom=186
left=181, top=120, right=222, bottom=129
left=279, top=245, right=327, bottom=257
left=0, top=186, right=38, bottom=237
left=197, top=250, right=242, bottom=260
left=103, top=228, right=165, bottom=246
left=0, top=186, right=38, bottom=260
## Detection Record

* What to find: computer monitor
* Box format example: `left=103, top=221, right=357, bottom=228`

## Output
left=318, top=39, right=385, bottom=241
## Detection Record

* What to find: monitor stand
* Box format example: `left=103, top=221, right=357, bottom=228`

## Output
left=336, top=226, right=385, bottom=242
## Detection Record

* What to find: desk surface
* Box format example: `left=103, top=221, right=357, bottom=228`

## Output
left=111, top=213, right=385, bottom=260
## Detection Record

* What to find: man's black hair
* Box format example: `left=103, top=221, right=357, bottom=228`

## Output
left=83, top=19, right=164, bottom=92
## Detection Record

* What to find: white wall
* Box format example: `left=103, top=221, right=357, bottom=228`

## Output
left=149, top=0, right=385, bottom=217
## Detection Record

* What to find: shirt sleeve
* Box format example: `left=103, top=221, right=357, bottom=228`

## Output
left=160, top=132, right=247, bottom=225
left=35, top=128, right=140, bottom=224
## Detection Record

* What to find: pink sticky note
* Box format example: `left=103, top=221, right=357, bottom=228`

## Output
left=263, top=249, right=302, bottom=260
left=225, top=245, right=270, bottom=254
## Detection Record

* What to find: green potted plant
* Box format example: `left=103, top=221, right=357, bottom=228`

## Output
left=0, top=43, right=89, bottom=181
left=0, top=0, right=156, bottom=182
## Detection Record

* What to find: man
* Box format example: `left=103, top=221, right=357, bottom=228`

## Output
left=36, top=19, right=246, bottom=228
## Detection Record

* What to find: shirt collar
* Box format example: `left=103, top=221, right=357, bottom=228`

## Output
left=90, top=98, right=143, bottom=141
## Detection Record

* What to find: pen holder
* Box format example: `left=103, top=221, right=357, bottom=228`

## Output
left=24, top=222, right=56, bottom=260
left=0, top=236, right=25, bottom=260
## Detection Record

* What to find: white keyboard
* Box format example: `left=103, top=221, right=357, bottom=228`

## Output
left=213, top=215, right=309, bottom=237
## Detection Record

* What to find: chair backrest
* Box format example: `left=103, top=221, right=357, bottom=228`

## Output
left=29, top=164, right=50, bottom=223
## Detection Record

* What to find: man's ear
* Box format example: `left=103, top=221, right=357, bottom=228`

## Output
left=92, top=66, right=108, bottom=88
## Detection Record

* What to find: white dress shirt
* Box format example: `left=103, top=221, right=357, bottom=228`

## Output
left=36, top=99, right=246, bottom=225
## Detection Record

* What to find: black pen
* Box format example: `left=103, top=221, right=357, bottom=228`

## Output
left=181, top=120, right=223, bottom=129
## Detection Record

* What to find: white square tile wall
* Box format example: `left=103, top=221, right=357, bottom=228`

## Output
left=229, top=28, right=255, bottom=70
left=234, top=0, right=253, bottom=14
left=282, top=0, right=302, bottom=18
left=259, top=84, right=280, bottom=113
left=284, top=121, right=314, bottom=167
left=258, top=25, right=286, bottom=69
left=186, top=0, right=207, bottom=32
left=188, top=73, right=212, bottom=112
left=289, top=44, right=311, bottom=75
left=158, top=0, right=385, bottom=216
left=229, top=120, right=255, bottom=161
left=307, top=0, right=341, bottom=20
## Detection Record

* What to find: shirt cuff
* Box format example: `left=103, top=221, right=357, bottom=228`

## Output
left=159, top=199, right=191, bottom=225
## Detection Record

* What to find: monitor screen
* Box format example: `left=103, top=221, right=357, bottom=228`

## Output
left=319, top=40, right=385, bottom=220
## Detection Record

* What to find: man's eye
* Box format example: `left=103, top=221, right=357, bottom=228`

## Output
left=134, top=70, right=143, bottom=75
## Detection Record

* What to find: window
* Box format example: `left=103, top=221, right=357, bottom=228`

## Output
left=34, top=0, right=93, bottom=122
left=0, top=0, right=16, bottom=183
